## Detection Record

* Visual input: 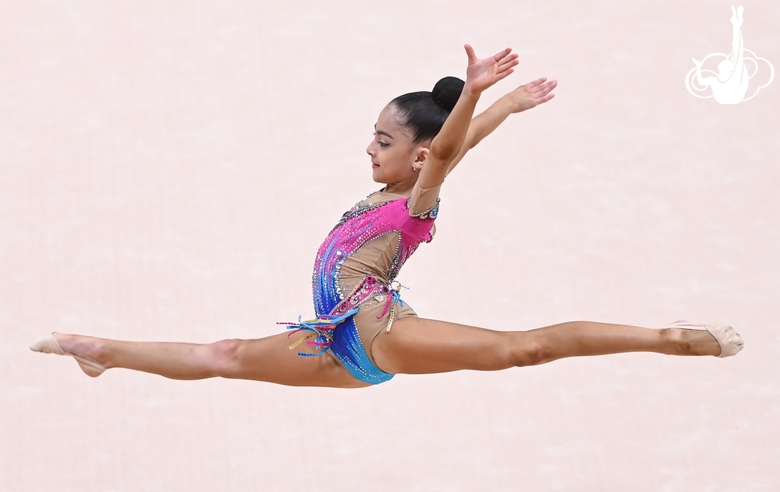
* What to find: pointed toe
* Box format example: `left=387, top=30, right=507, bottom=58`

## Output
left=29, top=334, right=66, bottom=355
left=667, top=320, right=744, bottom=358
left=706, top=323, right=744, bottom=358
left=29, top=333, right=106, bottom=377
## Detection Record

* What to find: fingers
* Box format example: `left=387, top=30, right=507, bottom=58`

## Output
left=492, top=47, right=513, bottom=62
left=493, top=68, right=515, bottom=84
left=497, top=55, right=519, bottom=74
left=464, top=45, right=533, bottom=92
left=520, top=78, right=557, bottom=107
left=537, top=78, right=557, bottom=95
left=523, top=77, right=548, bottom=89
left=497, top=52, right=519, bottom=65
left=464, top=44, right=477, bottom=63
left=520, top=77, right=556, bottom=94
left=530, top=79, right=556, bottom=103
left=495, top=49, right=518, bottom=73
left=466, top=44, right=517, bottom=68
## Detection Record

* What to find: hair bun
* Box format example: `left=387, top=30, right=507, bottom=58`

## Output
left=432, top=76, right=464, bottom=112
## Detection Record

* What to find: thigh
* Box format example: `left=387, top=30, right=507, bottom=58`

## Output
left=371, top=317, right=519, bottom=375
left=231, top=331, right=371, bottom=389
left=354, top=296, right=418, bottom=366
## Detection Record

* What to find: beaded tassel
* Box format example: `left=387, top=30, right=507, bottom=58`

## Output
left=379, top=281, right=409, bottom=333
left=278, top=307, right=360, bottom=357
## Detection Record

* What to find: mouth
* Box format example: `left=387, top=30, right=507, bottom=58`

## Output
left=371, top=162, right=379, bottom=169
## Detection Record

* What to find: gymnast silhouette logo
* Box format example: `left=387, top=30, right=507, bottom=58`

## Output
left=685, top=5, right=774, bottom=104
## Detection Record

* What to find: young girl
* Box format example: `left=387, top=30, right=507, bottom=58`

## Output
left=30, top=45, right=743, bottom=388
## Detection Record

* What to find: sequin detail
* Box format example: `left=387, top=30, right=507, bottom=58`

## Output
left=379, top=281, right=409, bottom=333
left=329, top=316, right=394, bottom=384
left=279, top=276, right=389, bottom=356
left=311, top=196, right=436, bottom=319
left=407, top=197, right=440, bottom=220
left=280, top=190, right=439, bottom=385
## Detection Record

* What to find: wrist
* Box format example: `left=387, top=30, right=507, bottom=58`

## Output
left=497, top=94, right=519, bottom=115
left=461, top=84, right=483, bottom=100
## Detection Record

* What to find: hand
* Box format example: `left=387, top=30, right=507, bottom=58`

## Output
left=503, top=77, right=557, bottom=113
left=692, top=58, right=703, bottom=68
left=464, top=44, right=519, bottom=95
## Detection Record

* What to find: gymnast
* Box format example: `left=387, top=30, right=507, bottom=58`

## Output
left=31, top=45, right=743, bottom=388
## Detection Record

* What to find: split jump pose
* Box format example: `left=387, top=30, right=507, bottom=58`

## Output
left=31, top=45, right=743, bottom=388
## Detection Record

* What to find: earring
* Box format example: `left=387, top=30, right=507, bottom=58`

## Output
left=412, top=165, right=419, bottom=172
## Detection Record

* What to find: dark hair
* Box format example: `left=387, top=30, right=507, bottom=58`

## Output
left=390, top=76, right=464, bottom=144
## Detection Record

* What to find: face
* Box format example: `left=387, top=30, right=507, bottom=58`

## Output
left=366, top=104, right=429, bottom=189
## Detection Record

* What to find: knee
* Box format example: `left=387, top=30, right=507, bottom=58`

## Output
left=509, top=336, right=552, bottom=367
left=208, top=339, right=244, bottom=377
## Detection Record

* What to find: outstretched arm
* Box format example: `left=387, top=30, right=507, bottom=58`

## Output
left=417, top=45, right=518, bottom=189
left=445, top=77, right=557, bottom=176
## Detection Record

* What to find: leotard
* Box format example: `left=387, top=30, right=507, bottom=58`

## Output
left=282, top=180, right=441, bottom=385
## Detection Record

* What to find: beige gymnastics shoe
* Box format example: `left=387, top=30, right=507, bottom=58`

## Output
left=29, top=333, right=105, bottom=377
left=667, top=320, right=744, bottom=358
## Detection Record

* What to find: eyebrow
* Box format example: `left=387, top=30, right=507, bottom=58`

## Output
left=374, top=124, right=394, bottom=139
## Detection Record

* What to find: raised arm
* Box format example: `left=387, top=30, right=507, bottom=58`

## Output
left=446, top=76, right=557, bottom=176
left=416, top=45, right=518, bottom=190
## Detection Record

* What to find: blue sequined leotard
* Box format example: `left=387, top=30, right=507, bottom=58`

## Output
left=282, top=181, right=441, bottom=385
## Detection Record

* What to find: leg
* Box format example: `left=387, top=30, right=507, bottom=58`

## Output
left=730, top=6, right=744, bottom=64
left=51, top=332, right=369, bottom=388
left=371, top=318, right=722, bottom=375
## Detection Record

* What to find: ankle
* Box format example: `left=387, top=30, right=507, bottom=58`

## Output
left=661, top=328, right=690, bottom=355
left=661, top=327, right=720, bottom=356
left=59, top=334, right=110, bottom=366
left=88, top=338, right=111, bottom=367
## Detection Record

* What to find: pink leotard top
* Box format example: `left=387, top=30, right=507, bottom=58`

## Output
left=311, top=182, right=441, bottom=319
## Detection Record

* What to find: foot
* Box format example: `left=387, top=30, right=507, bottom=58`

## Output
left=666, top=320, right=744, bottom=358
left=30, top=333, right=108, bottom=377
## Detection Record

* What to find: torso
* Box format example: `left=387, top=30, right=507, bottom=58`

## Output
left=310, top=182, right=441, bottom=357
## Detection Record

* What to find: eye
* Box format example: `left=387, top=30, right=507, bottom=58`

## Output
left=373, top=133, right=390, bottom=147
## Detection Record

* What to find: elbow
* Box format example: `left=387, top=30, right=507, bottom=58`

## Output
left=429, top=142, right=460, bottom=163
left=465, top=136, right=479, bottom=151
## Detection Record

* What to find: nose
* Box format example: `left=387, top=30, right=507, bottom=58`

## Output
left=366, top=141, right=375, bottom=157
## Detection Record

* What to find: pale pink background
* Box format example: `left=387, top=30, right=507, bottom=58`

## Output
left=2, top=1, right=779, bottom=491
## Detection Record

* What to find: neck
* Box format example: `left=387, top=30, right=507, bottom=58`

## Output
left=382, top=180, right=415, bottom=195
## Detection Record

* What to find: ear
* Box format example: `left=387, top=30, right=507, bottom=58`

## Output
left=414, top=146, right=430, bottom=168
